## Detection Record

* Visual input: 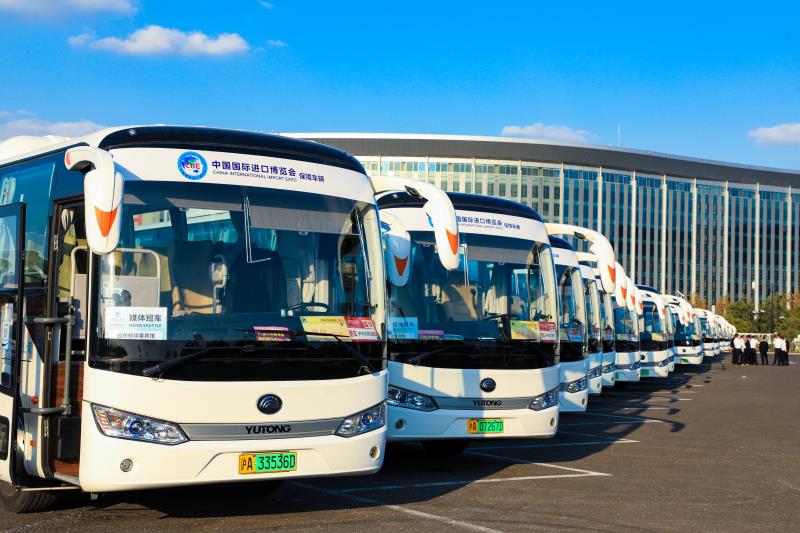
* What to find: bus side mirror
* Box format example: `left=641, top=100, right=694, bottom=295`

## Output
left=369, top=175, right=459, bottom=271
left=64, top=147, right=123, bottom=255
left=614, top=262, right=626, bottom=308
left=380, top=212, right=411, bottom=287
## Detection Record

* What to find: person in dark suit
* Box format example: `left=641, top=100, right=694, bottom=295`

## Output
left=759, top=336, right=769, bottom=365
left=745, top=336, right=757, bottom=365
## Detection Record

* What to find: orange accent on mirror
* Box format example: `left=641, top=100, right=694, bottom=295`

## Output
left=394, top=255, right=408, bottom=276
left=446, top=229, right=458, bottom=255
left=95, top=207, right=118, bottom=237
left=609, top=265, right=616, bottom=283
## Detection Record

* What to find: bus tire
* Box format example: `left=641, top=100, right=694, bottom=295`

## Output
left=0, top=482, right=57, bottom=513
left=422, top=439, right=470, bottom=456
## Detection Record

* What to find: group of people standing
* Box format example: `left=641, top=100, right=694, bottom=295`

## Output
left=730, top=334, right=790, bottom=366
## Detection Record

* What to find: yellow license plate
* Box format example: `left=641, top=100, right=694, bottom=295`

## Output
left=467, top=418, right=504, bottom=434
left=238, top=452, right=297, bottom=474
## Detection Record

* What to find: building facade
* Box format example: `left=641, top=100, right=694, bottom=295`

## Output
left=294, top=134, right=799, bottom=311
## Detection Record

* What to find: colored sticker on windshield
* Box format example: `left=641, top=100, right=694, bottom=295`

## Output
left=539, top=321, right=558, bottom=343
left=104, top=306, right=167, bottom=340
left=299, top=316, right=350, bottom=337
left=254, top=326, right=291, bottom=342
left=567, top=326, right=584, bottom=343
left=419, top=329, right=445, bottom=340
left=388, top=317, right=419, bottom=339
left=346, top=317, right=381, bottom=342
left=510, top=321, right=540, bottom=340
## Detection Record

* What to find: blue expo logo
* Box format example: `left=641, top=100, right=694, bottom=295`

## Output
left=177, top=151, right=207, bottom=180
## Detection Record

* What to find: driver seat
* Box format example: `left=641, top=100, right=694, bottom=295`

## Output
left=226, top=248, right=288, bottom=313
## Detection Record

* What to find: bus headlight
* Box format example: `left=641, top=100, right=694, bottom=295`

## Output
left=560, top=377, right=588, bottom=394
left=92, top=404, right=187, bottom=445
left=336, top=402, right=386, bottom=437
left=387, top=386, right=438, bottom=411
left=529, top=387, right=559, bottom=411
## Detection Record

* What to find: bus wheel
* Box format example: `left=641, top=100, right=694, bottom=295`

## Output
left=422, top=440, right=470, bottom=456
left=0, top=482, right=57, bottom=513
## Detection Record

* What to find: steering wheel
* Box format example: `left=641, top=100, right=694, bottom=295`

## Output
left=286, top=302, right=330, bottom=313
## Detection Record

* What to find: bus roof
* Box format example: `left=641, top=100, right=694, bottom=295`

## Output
left=0, top=125, right=365, bottom=173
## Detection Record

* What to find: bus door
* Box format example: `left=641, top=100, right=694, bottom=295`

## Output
left=0, top=203, right=26, bottom=484
left=49, top=203, right=89, bottom=478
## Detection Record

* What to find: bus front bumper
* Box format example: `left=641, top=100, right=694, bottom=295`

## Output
left=560, top=359, right=589, bottom=412
left=615, top=352, right=641, bottom=382
left=639, top=350, right=671, bottom=378
left=78, top=410, right=386, bottom=493
left=676, top=346, right=704, bottom=365
left=387, top=404, right=559, bottom=441
left=601, top=352, right=616, bottom=388
left=587, top=353, right=604, bottom=395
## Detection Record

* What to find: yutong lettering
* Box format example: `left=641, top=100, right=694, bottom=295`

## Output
left=245, top=424, right=292, bottom=435
left=473, top=399, right=503, bottom=407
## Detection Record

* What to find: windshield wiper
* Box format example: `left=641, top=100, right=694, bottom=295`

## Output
left=406, top=343, right=467, bottom=366
left=142, top=345, right=251, bottom=377
left=481, top=312, right=517, bottom=321
left=292, top=330, right=376, bottom=374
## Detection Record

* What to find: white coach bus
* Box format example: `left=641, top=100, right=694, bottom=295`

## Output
left=548, top=237, right=589, bottom=412
left=378, top=192, right=560, bottom=453
left=664, top=295, right=703, bottom=365
left=636, top=286, right=671, bottom=378
left=0, top=126, right=390, bottom=512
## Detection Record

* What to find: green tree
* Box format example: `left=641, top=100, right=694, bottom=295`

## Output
left=690, top=292, right=708, bottom=310
left=725, top=299, right=755, bottom=332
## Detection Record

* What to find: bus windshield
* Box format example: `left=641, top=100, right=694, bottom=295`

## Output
left=600, top=290, right=615, bottom=351
left=700, top=317, right=712, bottom=341
left=556, top=264, right=587, bottom=361
left=672, top=311, right=698, bottom=345
left=614, top=304, right=638, bottom=352
left=556, top=265, right=587, bottom=342
left=640, top=302, right=666, bottom=351
left=89, top=181, right=386, bottom=381
left=584, top=278, right=601, bottom=353
left=387, top=232, right=558, bottom=369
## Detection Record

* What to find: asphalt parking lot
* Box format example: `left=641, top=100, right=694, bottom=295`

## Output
left=2, top=354, right=799, bottom=532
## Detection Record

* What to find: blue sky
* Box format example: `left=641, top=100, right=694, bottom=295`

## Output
left=1, top=0, right=800, bottom=170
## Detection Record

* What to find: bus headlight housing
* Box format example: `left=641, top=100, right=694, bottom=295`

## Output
left=92, top=404, right=187, bottom=445
left=560, top=377, right=588, bottom=394
left=336, top=402, right=386, bottom=437
left=387, top=386, right=438, bottom=411
left=529, top=387, right=559, bottom=411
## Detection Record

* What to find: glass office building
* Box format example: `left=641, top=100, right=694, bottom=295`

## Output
left=295, top=134, right=798, bottom=310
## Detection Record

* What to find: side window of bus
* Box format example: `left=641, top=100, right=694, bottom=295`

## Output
left=0, top=158, right=55, bottom=290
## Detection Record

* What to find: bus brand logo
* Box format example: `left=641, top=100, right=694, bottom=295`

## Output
left=473, top=399, right=502, bottom=406
left=178, top=151, right=207, bottom=180
left=245, top=424, right=292, bottom=435
left=479, top=378, right=496, bottom=393
left=257, top=394, right=282, bottom=415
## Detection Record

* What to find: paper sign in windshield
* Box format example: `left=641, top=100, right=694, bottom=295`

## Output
left=510, top=320, right=540, bottom=340
left=346, top=317, right=381, bottom=342
left=419, top=329, right=445, bottom=340
left=567, top=326, right=584, bottom=343
left=104, top=307, right=167, bottom=340
left=539, top=321, right=558, bottom=343
left=299, top=316, right=350, bottom=338
left=254, top=326, right=291, bottom=342
left=388, top=317, right=419, bottom=339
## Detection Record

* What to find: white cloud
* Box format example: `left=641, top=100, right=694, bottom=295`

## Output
left=0, top=0, right=136, bottom=15
left=501, top=123, right=594, bottom=143
left=258, top=1, right=275, bottom=8
left=69, top=25, right=250, bottom=56
left=266, top=39, right=288, bottom=47
left=0, top=111, right=103, bottom=141
left=748, top=123, right=800, bottom=146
